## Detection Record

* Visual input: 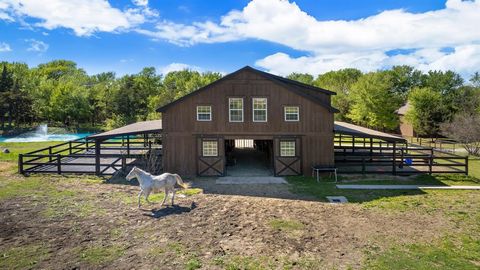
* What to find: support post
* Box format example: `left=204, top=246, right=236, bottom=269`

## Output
left=428, top=149, right=433, bottom=175
left=352, top=136, right=355, bottom=153
left=369, top=138, right=373, bottom=161
left=69, top=141, right=72, bottom=155
left=48, top=147, right=53, bottom=162
left=18, top=154, right=24, bottom=174
left=122, top=156, right=126, bottom=171
left=57, top=154, right=61, bottom=174
left=95, top=139, right=101, bottom=175
left=339, top=134, right=342, bottom=147
left=127, top=136, right=130, bottom=156
left=392, top=142, right=397, bottom=175
left=465, top=156, right=469, bottom=175
left=399, top=148, right=404, bottom=169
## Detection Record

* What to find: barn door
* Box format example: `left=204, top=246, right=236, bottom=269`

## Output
left=197, top=137, right=225, bottom=176
left=274, top=137, right=302, bottom=176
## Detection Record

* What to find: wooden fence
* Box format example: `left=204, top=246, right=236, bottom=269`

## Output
left=19, top=135, right=160, bottom=176
left=334, top=134, right=468, bottom=175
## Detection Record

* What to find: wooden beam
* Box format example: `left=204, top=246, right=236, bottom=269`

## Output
left=95, top=140, right=101, bottom=175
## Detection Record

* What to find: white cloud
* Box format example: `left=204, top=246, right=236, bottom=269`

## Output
left=159, top=63, right=202, bottom=74
left=0, top=42, right=12, bottom=52
left=26, top=39, right=49, bottom=52
left=132, top=0, right=148, bottom=7
left=0, top=0, right=157, bottom=36
left=140, top=0, right=480, bottom=76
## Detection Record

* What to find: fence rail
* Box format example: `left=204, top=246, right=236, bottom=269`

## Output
left=19, top=135, right=160, bottom=176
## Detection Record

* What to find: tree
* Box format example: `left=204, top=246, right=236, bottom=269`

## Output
left=405, top=87, right=446, bottom=137
left=314, top=68, right=362, bottom=121
left=0, top=65, right=14, bottom=128
left=388, top=65, right=423, bottom=101
left=441, top=112, right=480, bottom=156
left=348, top=71, right=401, bottom=130
left=286, top=73, right=314, bottom=85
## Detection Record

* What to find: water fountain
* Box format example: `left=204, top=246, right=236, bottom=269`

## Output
left=0, top=124, right=92, bottom=142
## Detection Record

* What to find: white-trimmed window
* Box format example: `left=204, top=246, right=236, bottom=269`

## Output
left=202, top=140, right=218, bottom=157
left=280, top=141, right=296, bottom=157
left=284, top=106, right=299, bottom=121
left=252, top=98, right=267, bottom=122
left=229, top=98, right=243, bottom=122
left=196, top=105, right=212, bottom=121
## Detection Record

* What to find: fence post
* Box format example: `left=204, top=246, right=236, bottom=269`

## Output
left=465, top=156, right=469, bottom=175
left=48, top=147, right=52, bottom=162
left=95, top=140, right=101, bottom=175
left=57, top=154, right=61, bottom=174
left=392, top=142, right=397, bottom=175
left=69, top=141, right=72, bottom=155
left=362, top=157, right=366, bottom=174
left=18, top=154, right=24, bottom=174
left=399, top=148, right=404, bottom=169
left=428, top=154, right=433, bottom=175
left=86, top=138, right=89, bottom=150
left=127, top=136, right=130, bottom=156
left=122, top=156, right=126, bottom=171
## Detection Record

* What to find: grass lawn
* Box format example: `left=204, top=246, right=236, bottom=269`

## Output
left=0, top=141, right=479, bottom=269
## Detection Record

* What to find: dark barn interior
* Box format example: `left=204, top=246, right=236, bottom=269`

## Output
left=225, top=139, right=273, bottom=176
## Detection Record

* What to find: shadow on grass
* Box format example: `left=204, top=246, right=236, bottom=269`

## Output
left=143, top=202, right=197, bottom=219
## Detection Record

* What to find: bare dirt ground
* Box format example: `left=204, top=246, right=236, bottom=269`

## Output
left=0, top=165, right=458, bottom=269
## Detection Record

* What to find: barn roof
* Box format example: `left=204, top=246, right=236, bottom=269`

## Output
left=157, top=66, right=339, bottom=113
left=88, top=120, right=162, bottom=140
left=396, top=102, right=411, bottom=116
left=334, top=121, right=406, bottom=143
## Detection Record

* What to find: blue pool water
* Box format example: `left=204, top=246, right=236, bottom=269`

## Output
left=0, top=125, right=92, bottom=142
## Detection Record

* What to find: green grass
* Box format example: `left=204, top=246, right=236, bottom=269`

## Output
left=365, top=235, right=480, bottom=270
left=287, top=173, right=480, bottom=204
left=269, top=218, right=304, bottom=232
left=468, top=157, right=480, bottom=179
left=0, top=141, right=66, bottom=161
left=0, top=243, right=50, bottom=270
left=79, top=244, right=126, bottom=265
left=186, top=256, right=202, bottom=270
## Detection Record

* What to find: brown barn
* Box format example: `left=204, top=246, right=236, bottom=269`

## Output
left=396, top=102, right=415, bottom=137
left=157, top=66, right=338, bottom=177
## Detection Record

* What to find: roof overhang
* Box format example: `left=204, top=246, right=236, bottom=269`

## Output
left=334, top=121, right=406, bottom=143
left=88, top=120, right=162, bottom=140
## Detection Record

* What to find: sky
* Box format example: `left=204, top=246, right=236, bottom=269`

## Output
left=0, top=0, right=479, bottom=78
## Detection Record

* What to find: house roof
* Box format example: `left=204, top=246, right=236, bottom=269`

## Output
left=396, top=102, right=411, bottom=116
left=334, top=121, right=406, bottom=143
left=88, top=120, right=162, bottom=140
left=157, top=66, right=339, bottom=113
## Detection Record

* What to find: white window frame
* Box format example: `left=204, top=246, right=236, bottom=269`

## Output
left=280, top=141, right=296, bottom=157
left=196, top=105, right=212, bottom=121
left=229, top=98, right=244, bottom=122
left=284, top=106, right=300, bottom=122
left=202, top=140, right=218, bottom=157
left=252, top=97, right=267, bottom=122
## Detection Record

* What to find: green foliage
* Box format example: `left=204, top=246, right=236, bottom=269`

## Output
left=0, top=244, right=50, bottom=270
left=387, top=65, right=423, bottom=101
left=405, top=87, right=446, bottom=136
left=286, top=72, right=314, bottom=85
left=348, top=71, right=402, bottom=130
left=315, top=68, right=363, bottom=121
left=269, top=219, right=304, bottom=232
left=79, top=244, right=126, bottom=265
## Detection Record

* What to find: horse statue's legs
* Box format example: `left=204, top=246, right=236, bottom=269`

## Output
left=171, top=189, right=176, bottom=205
left=137, top=190, right=143, bottom=208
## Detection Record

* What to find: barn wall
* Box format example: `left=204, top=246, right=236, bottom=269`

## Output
left=162, top=69, right=335, bottom=176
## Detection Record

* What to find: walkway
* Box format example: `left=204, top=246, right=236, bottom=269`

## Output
left=336, top=184, right=480, bottom=190
left=216, top=176, right=286, bottom=184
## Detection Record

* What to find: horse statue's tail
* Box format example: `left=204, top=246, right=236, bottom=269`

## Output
left=174, top=174, right=190, bottom=189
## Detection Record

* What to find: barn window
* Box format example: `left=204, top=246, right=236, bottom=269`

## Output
left=284, top=106, right=299, bottom=121
left=229, top=98, right=243, bottom=122
left=252, top=98, right=267, bottom=122
left=280, top=141, right=296, bottom=157
left=202, top=140, right=218, bottom=157
left=197, top=106, right=212, bottom=121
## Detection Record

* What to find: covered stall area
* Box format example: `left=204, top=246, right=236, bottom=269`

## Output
left=334, top=121, right=468, bottom=175
left=19, top=120, right=162, bottom=176
left=224, top=139, right=274, bottom=177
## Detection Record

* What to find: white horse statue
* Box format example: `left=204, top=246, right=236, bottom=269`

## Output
left=126, top=167, right=190, bottom=208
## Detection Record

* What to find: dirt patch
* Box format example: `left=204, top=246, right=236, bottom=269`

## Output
left=0, top=172, right=454, bottom=269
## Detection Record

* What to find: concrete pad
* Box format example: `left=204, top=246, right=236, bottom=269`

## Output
left=216, top=176, right=287, bottom=185
left=336, top=185, right=480, bottom=190
left=326, top=196, right=348, bottom=203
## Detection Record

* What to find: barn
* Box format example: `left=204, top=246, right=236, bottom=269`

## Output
left=158, top=66, right=339, bottom=177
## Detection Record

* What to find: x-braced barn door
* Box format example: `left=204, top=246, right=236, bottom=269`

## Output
left=197, top=137, right=225, bottom=176
left=274, top=137, right=302, bottom=176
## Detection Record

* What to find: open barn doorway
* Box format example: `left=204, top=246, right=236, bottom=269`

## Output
left=224, top=139, right=274, bottom=176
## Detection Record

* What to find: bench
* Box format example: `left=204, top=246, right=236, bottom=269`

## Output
left=312, top=166, right=337, bottom=182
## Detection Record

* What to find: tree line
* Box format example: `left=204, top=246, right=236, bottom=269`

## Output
left=0, top=60, right=222, bottom=130
left=0, top=60, right=479, bottom=142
